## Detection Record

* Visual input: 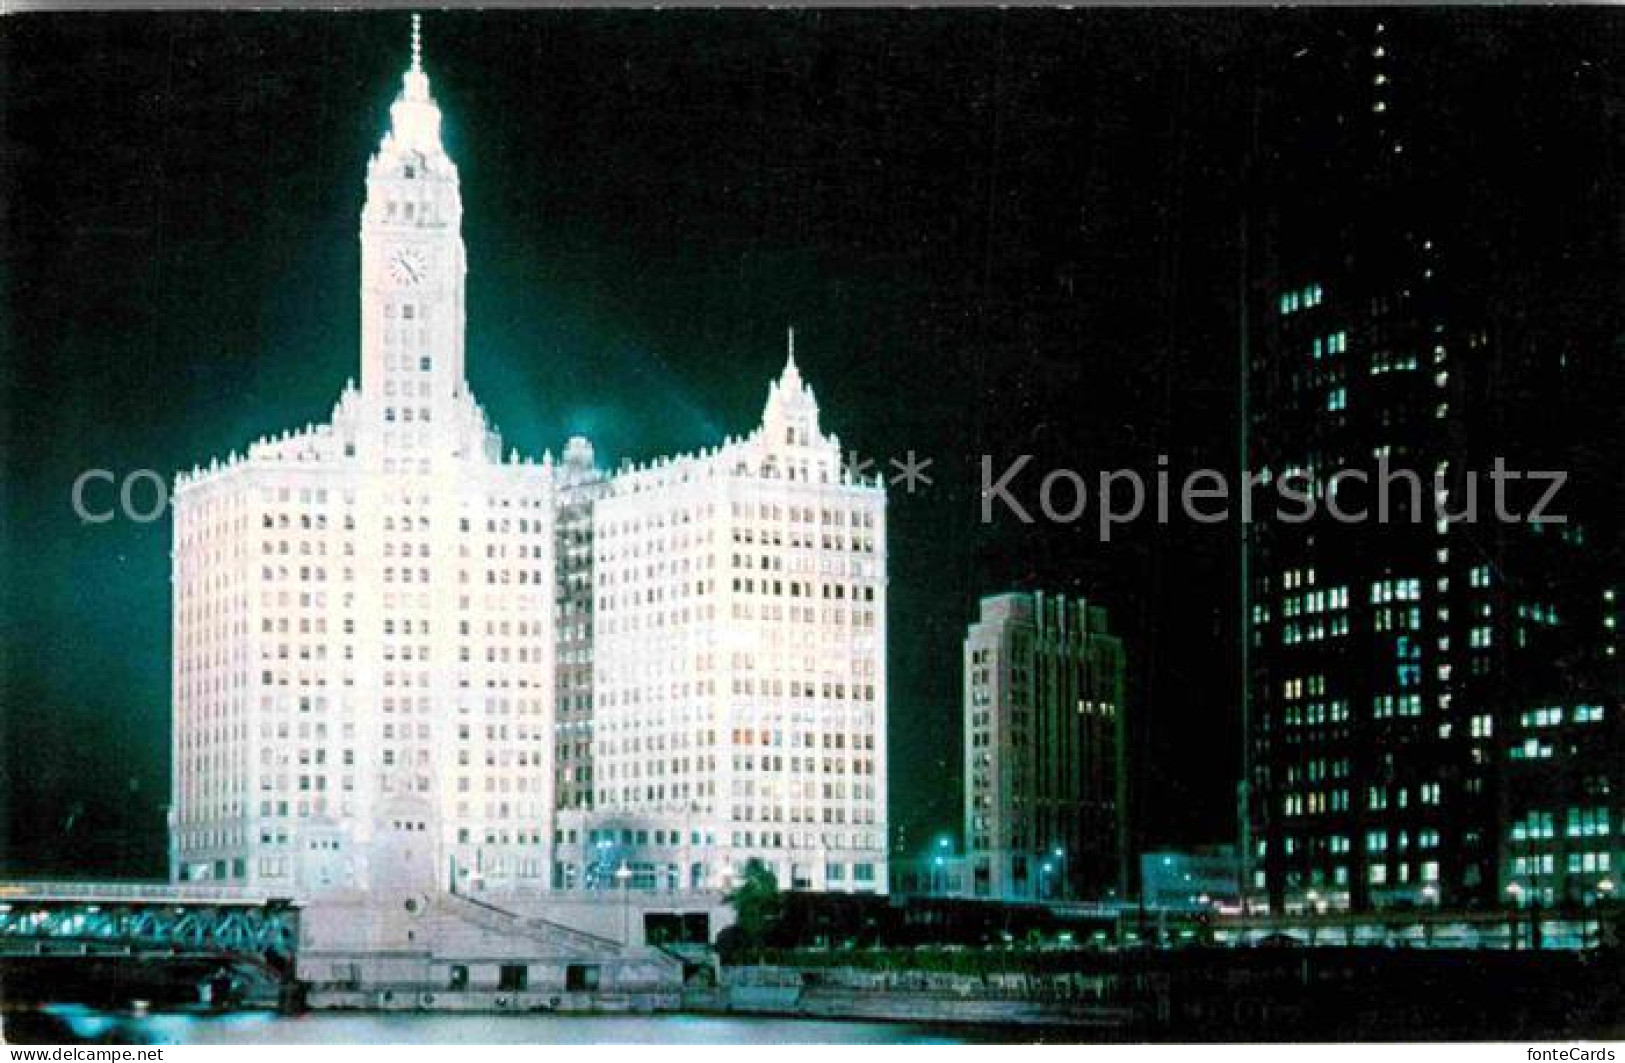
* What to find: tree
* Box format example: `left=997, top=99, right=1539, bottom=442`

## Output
left=721, top=858, right=785, bottom=958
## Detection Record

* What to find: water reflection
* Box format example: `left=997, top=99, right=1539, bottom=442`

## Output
left=12, top=1006, right=1034, bottom=1045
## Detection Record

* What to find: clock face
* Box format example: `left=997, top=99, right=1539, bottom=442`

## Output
left=388, top=247, right=427, bottom=286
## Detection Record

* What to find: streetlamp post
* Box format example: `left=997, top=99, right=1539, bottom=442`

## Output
left=1589, top=877, right=1614, bottom=949
left=1507, top=882, right=1525, bottom=951
left=615, top=861, right=633, bottom=945
left=1196, top=894, right=1215, bottom=945
left=1420, top=886, right=1439, bottom=948
left=1052, top=847, right=1067, bottom=902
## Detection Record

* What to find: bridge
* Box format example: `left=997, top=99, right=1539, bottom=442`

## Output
left=0, top=880, right=301, bottom=1007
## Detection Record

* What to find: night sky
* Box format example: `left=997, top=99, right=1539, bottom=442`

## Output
left=2, top=10, right=1618, bottom=878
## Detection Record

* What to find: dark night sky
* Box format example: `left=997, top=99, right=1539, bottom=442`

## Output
left=1, top=10, right=1619, bottom=877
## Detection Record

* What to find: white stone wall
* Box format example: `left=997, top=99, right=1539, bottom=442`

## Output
left=172, top=51, right=553, bottom=897
left=575, top=353, right=889, bottom=893
left=296, top=889, right=683, bottom=1001
left=173, top=38, right=890, bottom=905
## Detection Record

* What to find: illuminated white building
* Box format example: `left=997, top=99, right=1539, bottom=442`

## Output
left=555, top=343, right=891, bottom=894
left=171, top=27, right=555, bottom=893
left=171, top=24, right=889, bottom=901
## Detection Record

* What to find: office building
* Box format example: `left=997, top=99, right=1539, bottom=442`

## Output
left=1244, top=19, right=1621, bottom=913
left=172, top=28, right=555, bottom=893
left=554, top=346, right=890, bottom=894
left=964, top=592, right=1127, bottom=902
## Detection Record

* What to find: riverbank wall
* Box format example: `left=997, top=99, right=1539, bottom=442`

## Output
left=698, top=948, right=1625, bottom=1039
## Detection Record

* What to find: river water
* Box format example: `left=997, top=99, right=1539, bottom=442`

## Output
left=10, top=1006, right=1051, bottom=1044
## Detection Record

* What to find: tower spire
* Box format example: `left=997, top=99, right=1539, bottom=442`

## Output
left=390, top=12, right=439, bottom=141
left=786, top=326, right=797, bottom=370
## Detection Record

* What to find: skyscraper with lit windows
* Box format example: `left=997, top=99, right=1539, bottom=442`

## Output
left=1243, top=19, right=1621, bottom=914
left=553, top=344, right=890, bottom=894
left=171, top=26, right=556, bottom=894
left=171, top=24, right=893, bottom=901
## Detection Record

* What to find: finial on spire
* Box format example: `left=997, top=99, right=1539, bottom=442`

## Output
left=786, top=326, right=797, bottom=369
left=394, top=12, right=437, bottom=119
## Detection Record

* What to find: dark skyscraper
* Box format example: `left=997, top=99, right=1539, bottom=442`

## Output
left=1244, top=19, right=1622, bottom=914
left=964, top=592, right=1127, bottom=902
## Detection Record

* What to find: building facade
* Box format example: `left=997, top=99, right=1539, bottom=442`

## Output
left=964, top=592, right=1127, bottom=903
left=889, top=854, right=970, bottom=899
left=1139, top=846, right=1242, bottom=912
left=553, top=436, right=609, bottom=817
left=171, top=26, right=891, bottom=900
left=1244, top=19, right=1622, bottom=914
left=554, top=346, right=891, bottom=894
left=171, top=36, right=556, bottom=894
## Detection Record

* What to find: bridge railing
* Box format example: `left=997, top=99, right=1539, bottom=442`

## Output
left=0, top=880, right=289, bottom=906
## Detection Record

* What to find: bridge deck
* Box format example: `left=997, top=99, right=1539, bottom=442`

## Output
left=0, top=880, right=291, bottom=906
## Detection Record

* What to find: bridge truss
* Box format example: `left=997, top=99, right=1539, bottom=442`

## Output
left=0, top=881, right=298, bottom=965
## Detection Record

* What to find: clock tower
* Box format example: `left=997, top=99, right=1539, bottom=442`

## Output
left=359, top=16, right=467, bottom=411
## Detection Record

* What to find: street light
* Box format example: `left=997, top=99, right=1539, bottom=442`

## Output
left=1305, top=890, right=1323, bottom=946
left=1507, top=882, right=1526, bottom=951
left=1587, top=878, right=1615, bottom=950
left=615, top=861, right=633, bottom=944
left=931, top=836, right=952, bottom=896
left=1051, top=847, right=1067, bottom=901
